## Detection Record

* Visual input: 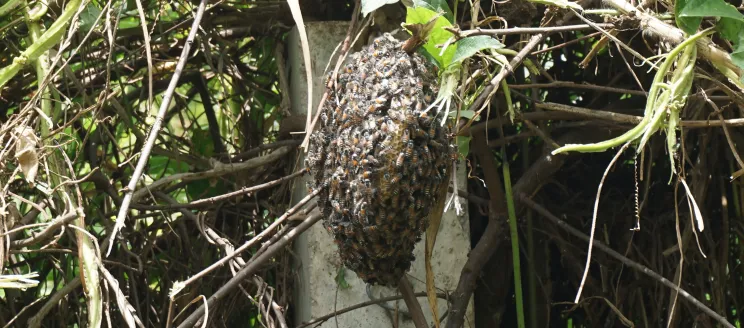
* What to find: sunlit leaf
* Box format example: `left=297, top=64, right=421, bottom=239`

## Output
left=450, top=35, right=505, bottom=67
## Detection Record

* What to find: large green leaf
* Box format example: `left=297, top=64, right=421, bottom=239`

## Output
left=676, top=0, right=744, bottom=34
left=412, top=0, right=454, bottom=22
left=450, top=36, right=505, bottom=67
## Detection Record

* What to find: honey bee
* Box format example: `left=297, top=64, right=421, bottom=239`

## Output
left=391, top=174, right=402, bottom=184
left=332, top=200, right=342, bottom=213
left=401, top=129, right=410, bottom=144
left=364, top=225, right=378, bottom=235
left=396, top=153, right=405, bottom=167
left=376, top=211, right=387, bottom=225
left=381, top=122, right=388, bottom=133
left=415, top=101, right=423, bottom=111
left=384, top=69, right=394, bottom=78
left=424, top=94, right=433, bottom=103
left=362, top=170, right=373, bottom=179
left=422, top=145, right=431, bottom=159
left=375, top=96, right=388, bottom=105
left=411, top=151, right=419, bottom=165
left=405, top=141, right=414, bottom=158
left=382, top=173, right=391, bottom=190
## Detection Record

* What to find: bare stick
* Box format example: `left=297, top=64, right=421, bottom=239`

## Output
left=108, top=0, right=209, bottom=256
left=398, top=276, right=428, bottom=328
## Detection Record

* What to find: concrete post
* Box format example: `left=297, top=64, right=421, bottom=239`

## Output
left=288, top=21, right=474, bottom=327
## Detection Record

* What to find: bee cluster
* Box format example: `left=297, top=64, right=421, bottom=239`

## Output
left=306, top=33, right=453, bottom=287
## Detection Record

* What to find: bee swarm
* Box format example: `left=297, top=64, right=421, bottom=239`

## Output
left=306, top=33, right=453, bottom=287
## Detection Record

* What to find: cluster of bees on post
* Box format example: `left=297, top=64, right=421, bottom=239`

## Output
left=306, top=33, right=454, bottom=287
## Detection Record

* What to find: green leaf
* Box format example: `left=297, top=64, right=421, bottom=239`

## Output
left=79, top=2, right=102, bottom=33
left=450, top=36, right=504, bottom=67
left=335, top=266, right=351, bottom=289
left=456, top=110, right=478, bottom=120
left=718, top=17, right=744, bottom=43
left=361, top=0, right=400, bottom=16
left=675, top=0, right=701, bottom=34
left=457, top=136, right=471, bottom=158
left=191, top=129, right=215, bottom=157
left=405, top=7, right=456, bottom=67
left=412, top=0, right=453, bottom=22
left=186, top=179, right=226, bottom=200
left=731, top=35, right=744, bottom=78
left=676, top=0, right=744, bottom=34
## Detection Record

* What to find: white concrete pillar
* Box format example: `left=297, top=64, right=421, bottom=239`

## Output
left=288, top=21, right=474, bottom=327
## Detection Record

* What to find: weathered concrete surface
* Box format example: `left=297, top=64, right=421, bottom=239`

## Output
left=289, top=21, right=474, bottom=328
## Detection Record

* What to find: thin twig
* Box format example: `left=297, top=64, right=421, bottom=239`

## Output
left=519, top=194, right=734, bottom=328
left=134, top=170, right=306, bottom=210
left=447, top=23, right=614, bottom=38
left=108, top=0, right=210, bottom=256
left=176, top=209, right=323, bottom=328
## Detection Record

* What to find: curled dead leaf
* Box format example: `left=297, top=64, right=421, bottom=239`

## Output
left=14, top=126, right=39, bottom=184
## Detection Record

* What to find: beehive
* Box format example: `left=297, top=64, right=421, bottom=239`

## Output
left=306, top=33, right=452, bottom=287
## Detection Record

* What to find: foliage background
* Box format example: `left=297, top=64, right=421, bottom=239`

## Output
left=1, top=0, right=744, bottom=327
